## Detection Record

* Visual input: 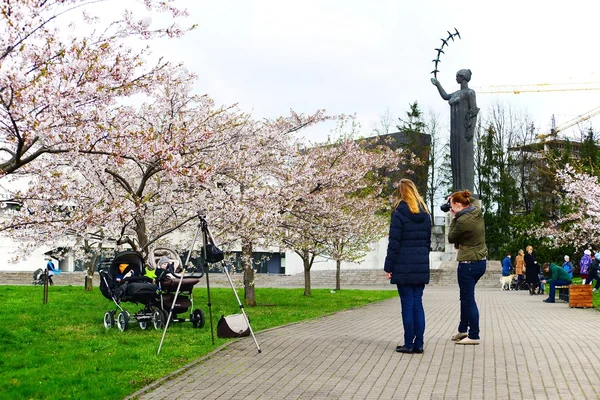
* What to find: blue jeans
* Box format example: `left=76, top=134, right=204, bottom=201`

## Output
left=397, top=284, right=426, bottom=350
left=587, top=269, right=600, bottom=289
left=457, top=260, right=486, bottom=339
left=547, top=279, right=571, bottom=302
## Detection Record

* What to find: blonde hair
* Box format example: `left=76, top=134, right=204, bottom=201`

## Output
left=526, top=245, right=533, bottom=253
left=518, top=249, right=524, bottom=256
left=394, top=179, right=429, bottom=214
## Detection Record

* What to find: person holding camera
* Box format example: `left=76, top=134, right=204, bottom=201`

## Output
left=446, top=189, right=487, bottom=345
left=384, top=179, right=431, bottom=354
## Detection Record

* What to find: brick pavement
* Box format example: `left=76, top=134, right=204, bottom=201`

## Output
left=128, top=287, right=600, bottom=400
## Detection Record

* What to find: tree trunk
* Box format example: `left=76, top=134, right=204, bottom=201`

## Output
left=335, top=259, right=341, bottom=290
left=134, top=217, right=149, bottom=256
left=242, top=240, right=256, bottom=306
left=303, top=250, right=312, bottom=296
left=84, top=243, right=99, bottom=291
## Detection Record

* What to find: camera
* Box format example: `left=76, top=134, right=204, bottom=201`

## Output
left=440, top=200, right=451, bottom=213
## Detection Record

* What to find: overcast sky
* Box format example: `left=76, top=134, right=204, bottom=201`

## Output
left=147, top=0, right=600, bottom=142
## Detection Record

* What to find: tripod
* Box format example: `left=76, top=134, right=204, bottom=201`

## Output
left=157, top=214, right=262, bottom=354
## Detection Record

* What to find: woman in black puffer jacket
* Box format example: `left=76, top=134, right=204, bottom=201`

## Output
left=384, top=179, right=431, bottom=354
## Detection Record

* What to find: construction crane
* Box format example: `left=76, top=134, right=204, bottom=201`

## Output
left=474, top=81, right=600, bottom=141
left=536, top=105, right=600, bottom=141
left=474, top=81, right=600, bottom=94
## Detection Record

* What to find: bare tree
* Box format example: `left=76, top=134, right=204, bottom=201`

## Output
left=370, top=108, right=396, bottom=136
left=424, top=110, right=451, bottom=220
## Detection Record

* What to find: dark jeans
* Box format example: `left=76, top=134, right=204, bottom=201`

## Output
left=397, top=284, right=425, bottom=350
left=516, top=274, right=524, bottom=290
left=457, top=260, right=486, bottom=340
left=587, top=269, right=600, bottom=289
left=547, top=279, right=572, bottom=302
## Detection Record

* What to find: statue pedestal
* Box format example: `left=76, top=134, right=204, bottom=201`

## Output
left=444, top=211, right=457, bottom=257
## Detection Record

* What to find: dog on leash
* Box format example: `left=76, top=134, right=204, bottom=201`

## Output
left=500, top=274, right=516, bottom=290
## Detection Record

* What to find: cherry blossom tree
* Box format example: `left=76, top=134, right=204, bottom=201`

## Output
left=2, top=66, right=337, bottom=303
left=322, top=195, right=389, bottom=291
left=538, top=164, right=600, bottom=249
left=0, top=0, right=191, bottom=175
left=1, top=69, right=244, bottom=280
left=199, top=110, right=332, bottom=306
left=278, top=137, right=405, bottom=296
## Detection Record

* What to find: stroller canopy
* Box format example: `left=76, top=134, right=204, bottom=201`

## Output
left=110, top=251, right=145, bottom=277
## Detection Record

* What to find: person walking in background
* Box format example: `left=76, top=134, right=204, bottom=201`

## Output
left=587, top=253, right=600, bottom=292
left=515, top=249, right=525, bottom=290
left=46, top=258, right=57, bottom=286
left=384, top=179, right=431, bottom=354
left=580, top=249, right=592, bottom=284
left=524, top=246, right=539, bottom=295
left=562, top=255, right=574, bottom=279
left=447, top=190, right=487, bottom=345
left=502, top=253, right=512, bottom=277
left=541, top=262, right=573, bottom=303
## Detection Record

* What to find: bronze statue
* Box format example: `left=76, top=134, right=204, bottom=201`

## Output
left=431, top=69, right=479, bottom=193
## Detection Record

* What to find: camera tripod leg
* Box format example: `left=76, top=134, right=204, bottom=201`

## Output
left=221, top=262, right=262, bottom=353
left=158, top=223, right=205, bottom=355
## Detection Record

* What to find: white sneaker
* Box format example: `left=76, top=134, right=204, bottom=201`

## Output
left=450, top=332, right=468, bottom=341
left=456, top=337, right=480, bottom=345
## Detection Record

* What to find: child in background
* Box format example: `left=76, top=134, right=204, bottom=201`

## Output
left=580, top=250, right=593, bottom=284
left=562, top=255, right=574, bottom=279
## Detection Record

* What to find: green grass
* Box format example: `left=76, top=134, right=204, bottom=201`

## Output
left=0, top=285, right=396, bottom=400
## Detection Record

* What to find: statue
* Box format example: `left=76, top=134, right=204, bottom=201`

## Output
left=431, top=69, right=479, bottom=193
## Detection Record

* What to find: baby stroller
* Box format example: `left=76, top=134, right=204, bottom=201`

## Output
left=148, top=248, right=206, bottom=329
left=99, top=251, right=163, bottom=332
left=32, top=268, right=45, bottom=285
left=537, top=272, right=546, bottom=295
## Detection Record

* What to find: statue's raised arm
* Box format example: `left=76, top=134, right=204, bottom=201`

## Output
left=431, top=77, right=451, bottom=101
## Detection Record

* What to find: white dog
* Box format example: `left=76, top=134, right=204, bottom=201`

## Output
left=500, top=274, right=515, bottom=291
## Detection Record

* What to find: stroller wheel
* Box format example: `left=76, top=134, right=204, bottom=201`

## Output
left=191, top=308, right=205, bottom=329
left=139, top=321, right=148, bottom=330
left=153, top=309, right=165, bottom=330
left=117, top=311, right=130, bottom=332
left=103, top=311, right=115, bottom=329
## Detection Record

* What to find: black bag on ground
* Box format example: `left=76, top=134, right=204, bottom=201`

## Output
left=217, top=314, right=250, bottom=338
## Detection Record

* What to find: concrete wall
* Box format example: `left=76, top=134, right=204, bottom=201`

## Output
left=283, top=215, right=451, bottom=275
left=0, top=260, right=502, bottom=288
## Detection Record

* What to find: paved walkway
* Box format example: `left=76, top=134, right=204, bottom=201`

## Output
left=129, top=287, right=600, bottom=400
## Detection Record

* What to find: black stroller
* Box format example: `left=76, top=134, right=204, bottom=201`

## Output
left=99, top=251, right=165, bottom=331
left=148, top=248, right=205, bottom=329
left=32, top=268, right=45, bottom=285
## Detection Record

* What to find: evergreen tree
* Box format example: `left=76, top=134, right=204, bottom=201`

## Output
left=397, top=101, right=426, bottom=134
left=578, top=127, right=599, bottom=175
left=395, top=101, right=429, bottom=196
